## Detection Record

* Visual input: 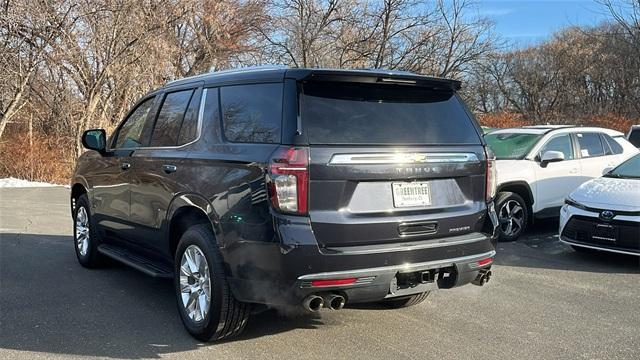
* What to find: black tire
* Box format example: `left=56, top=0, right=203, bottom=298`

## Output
left=496, top=191, right=528, bottom=242
left=73, top=194, right=104, bottom=268
left=174, top=224, right=250, bottom=342
left=381, top=291, right=430, bottom=309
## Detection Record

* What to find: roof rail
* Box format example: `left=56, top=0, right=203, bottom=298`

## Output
left=165, top=65, right=289, bottom=85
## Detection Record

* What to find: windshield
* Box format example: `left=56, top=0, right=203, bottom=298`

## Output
left=604, top=153, right=640, bottom=179
left=299, top=81, right=481, bottom=145
left=484, top=132, right=542, bottom=159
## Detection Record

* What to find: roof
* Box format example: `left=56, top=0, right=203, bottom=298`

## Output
left=165, top=65, right=461, bottom=90
left=487, top=126, right=624, bottom=137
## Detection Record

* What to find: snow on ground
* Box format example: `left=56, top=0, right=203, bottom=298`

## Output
left=0, top=177, right=66, bottom=188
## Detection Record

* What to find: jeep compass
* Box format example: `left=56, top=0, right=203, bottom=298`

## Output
left=71, top=66, right=498, bottom=341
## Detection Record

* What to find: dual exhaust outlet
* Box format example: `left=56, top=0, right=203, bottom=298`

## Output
left=472, top=269, right=492, bottom=286
left=303, top=294, right=346, bottom=312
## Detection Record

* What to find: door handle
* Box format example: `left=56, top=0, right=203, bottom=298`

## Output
left=162, top=164, right=177, bottom=174
left=569, top=168, right=578, bottom=174
left=120, top=162, right=131, bottom=170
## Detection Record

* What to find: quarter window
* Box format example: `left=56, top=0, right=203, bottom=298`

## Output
left=540, top=134, right=574, bottom=160
left=113, top=97, right=155, bottom=149
left=150, top=89, right=195, bottom=147
left=576, top=133, right=605, bottom=158
left=601, top=134, right=623, bottom=155
left=220, top=83, right=282, bottom=143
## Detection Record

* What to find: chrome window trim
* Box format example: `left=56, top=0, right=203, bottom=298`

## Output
left=328, top=152, right=479, bottom=165
left=109, top=88, right=207, bottom=151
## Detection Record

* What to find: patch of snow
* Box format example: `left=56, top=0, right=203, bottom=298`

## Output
left=0, top=177, right=66, bottom=188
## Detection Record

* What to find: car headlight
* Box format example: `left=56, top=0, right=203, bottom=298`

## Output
left=564, top=196, right=586, bottom=210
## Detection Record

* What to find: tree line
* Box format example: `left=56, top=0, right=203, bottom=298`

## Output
left=0, top=0, right=638, bottom=182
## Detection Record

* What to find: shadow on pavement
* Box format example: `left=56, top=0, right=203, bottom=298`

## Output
left=0, top=233, right=322, bottom=359
left=494, top=219, right=640, bottom=274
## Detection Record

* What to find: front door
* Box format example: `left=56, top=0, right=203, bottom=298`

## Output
left=92, top=95, right=157, bottom=241
left=533, top=133, right=582, bottom=213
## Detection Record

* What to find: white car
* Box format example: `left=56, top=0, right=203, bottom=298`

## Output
left=560, top=153, right=640, bottom=256
left=484, top=125, right=638, bottom=241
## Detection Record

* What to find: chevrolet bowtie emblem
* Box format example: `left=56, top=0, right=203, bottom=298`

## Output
left=410, top=154, right=428, bottom=162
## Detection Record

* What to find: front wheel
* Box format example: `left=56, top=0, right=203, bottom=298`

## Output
left=73, top=194, right=104, bottom=268
left=496, top=192, right=528, bottom=242
left=174, top=224, right=250, bottom=341
left=380, top=292, right=430, bottom=309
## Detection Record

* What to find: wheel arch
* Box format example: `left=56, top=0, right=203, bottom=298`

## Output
left=166, top=193, right=224, bottom=258
left=70, top=178, right=89, bottom=215
left=497, top=181, right=534, bottom=221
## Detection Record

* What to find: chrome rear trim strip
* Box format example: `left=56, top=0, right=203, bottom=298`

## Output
left=329, top=152, right=479, bottom=165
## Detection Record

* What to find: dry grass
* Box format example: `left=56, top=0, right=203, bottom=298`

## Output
left=0, top=131, right=75, bottom=185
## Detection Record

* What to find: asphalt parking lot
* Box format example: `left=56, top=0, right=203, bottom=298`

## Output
left=1, top=187, right=639, bottom=360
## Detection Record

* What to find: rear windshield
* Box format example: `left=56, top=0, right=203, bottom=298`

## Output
left=299, top=82, right=481, bottom=145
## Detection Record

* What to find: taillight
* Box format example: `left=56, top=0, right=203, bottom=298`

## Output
left=485, top=147, right=497, bottom=202
left=267, top=147, right=309, bottom=214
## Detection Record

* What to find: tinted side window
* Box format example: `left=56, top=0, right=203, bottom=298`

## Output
left=601, top=134, right=623, bottom=155
left=150, top=89, right=194, bottom=147
left=113, top=97, right=155, bottom=149
left=540, top=134, right=574, bottom=160
left=177, top=89, right=202, bottom=145
left=628, top=128, right=640, bottom=147
left=576, top=133, right=604, bottom=158
left=220, top=83, right=282, bottom=143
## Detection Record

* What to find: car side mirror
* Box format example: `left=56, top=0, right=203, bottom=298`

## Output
left=82, top=129, right=107, bottom=154
left=540, top=150, right=564, bottom=168
left=602, top=166, right=614, bottom=176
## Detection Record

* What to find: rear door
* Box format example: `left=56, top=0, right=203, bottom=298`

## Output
left=574, top=132, right=611, bottom=179
left=299, top=81, right=487, bottom=248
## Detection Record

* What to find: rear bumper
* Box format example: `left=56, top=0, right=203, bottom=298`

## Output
left=226, top=204, right=498, bottom=306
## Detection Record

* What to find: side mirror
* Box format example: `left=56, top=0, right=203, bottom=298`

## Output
left=81, top=129, right=107, bottom=154
left=602, top=166, right=614, bottom=176
left=540, top=150, right=564, bottom=167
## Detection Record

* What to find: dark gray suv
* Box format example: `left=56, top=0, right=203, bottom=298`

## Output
left=72, top=66, right=499, bottom=341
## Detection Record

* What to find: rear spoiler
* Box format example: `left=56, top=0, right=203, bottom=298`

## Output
left=286, top=69, right=461, bottom=91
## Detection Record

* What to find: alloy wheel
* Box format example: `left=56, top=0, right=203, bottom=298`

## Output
left=75, top=206, right=90, bottom=256
left=498, top=199, right=525, bottom=237
left=179, top=245, right=212, bottom=323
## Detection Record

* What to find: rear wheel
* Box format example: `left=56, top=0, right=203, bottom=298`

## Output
left=174, top=224, right=250, bottom=341
left=496, top=192, right=528, bottom=242
left=380, top=292, right=430, bottom=309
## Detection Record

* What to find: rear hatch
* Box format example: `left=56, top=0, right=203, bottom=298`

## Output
left=299, top=80, right=487, bottom=248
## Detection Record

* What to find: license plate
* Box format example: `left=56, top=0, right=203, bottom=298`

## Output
left=392, top=182, right=431, bottom=208
left=592, top=224, right=617, bottom=242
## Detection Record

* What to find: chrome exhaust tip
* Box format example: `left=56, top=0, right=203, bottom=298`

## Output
left=328, top=294, right=346, bottom=310
left=303, top=295, right=324, bottom=312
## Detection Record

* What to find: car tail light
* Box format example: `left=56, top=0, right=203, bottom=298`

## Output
left=267, top=147, right=309, bottom=215
left=485, top=148, right=497, bottom=202
left=476, top=258, right=493, bottom=267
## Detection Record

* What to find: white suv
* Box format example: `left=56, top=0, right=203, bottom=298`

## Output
left=484, top=125, right=638, bottom=241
